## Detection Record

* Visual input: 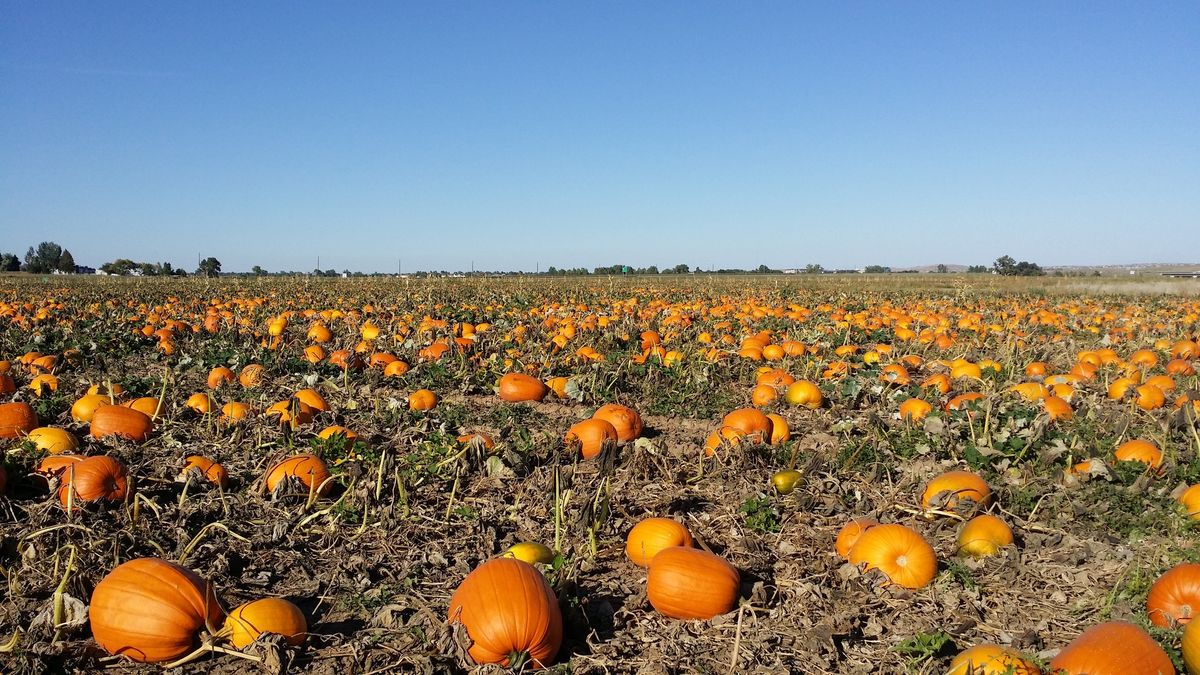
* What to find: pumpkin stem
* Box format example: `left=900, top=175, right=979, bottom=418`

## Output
left=507, top=650, right=530, bottom=672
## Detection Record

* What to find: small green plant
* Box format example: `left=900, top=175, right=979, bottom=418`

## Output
left=740, top=495, right=779, bottom=534
left=893, top=630, right=953, bottom=666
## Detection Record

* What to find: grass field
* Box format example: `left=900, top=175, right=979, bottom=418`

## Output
left=1, top=273, right=1199, bottom=673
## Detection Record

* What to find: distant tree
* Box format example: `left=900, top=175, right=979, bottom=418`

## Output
left=101, top=258, right=137, bottom=275
left=966, top=265, right=989, bottom=273
left=864, top=265, right=891, bottom=273
left=936, top=264, right=949, bottom=273
left=545, top=266, right=558, bottom=275
left=992, top=255, right=1017, bottom=276
left=197, top=257, right=222, bottom=278
left=23, top=242, right=64, bottom=273
left=1014, top=260, right=1044, bottom=276
left=57, top=249, right=77, bottom=273
left=671, top=264, right=690, bottom=274
left=0, top=253, right=19, bottom=271
left=804, top=264, right=824, bottom=274
left=644, top=265, right=658, bottom=274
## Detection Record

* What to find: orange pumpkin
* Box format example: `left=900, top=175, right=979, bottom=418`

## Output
left=783, top=380, right=823, bottom=408
left=25, top=426, right=79, bottom=454
left=750, top=383, right=778, bottom=406
left=592, top=403, right=643, bottom=443
left=383, top=360, right=410, bottom=378
left=1184, top=617, right=1200, bottom=675
left=921, top=470, right=991, bottom=511
left=90, top=404, right=154, bottom=442
left=835, top=519, right=879, bottom=559
left=71, top=393, right=111, bottom=423
left=1178, top=484, right=1200, bottom=520
left=898, top=398, right=933, bottom=423
left=224, top=597, right=307, bottom=648
left=124, top=396, right=162, bottom=419
left=1114, top=439, right=1163, bottom=469
left=766, top=413, right=790, bottom=445
left=564, top=418, right=618, bottom=460
left=89, top=558, right=225, bottom=663
left=1135, top=383, right=1166, bottom=410
left=0, top=401, right=38, bottom=439
left=1147, top=563, right=1200, bottom=627
left=184, top=392, right=214, bottom=414
left=720, top=408, right=773, bottom=444
left=181, top=455, right=228, bottom=489
left=263, top=454, right=332, bottom=497
left=846, top=524, right=937, bottom=589
left=947, top=644, right=1041, bottom=675
left=238, top=364, right=265, bottom=387
left=625, top=518, right=693, bottom=568
left=1043, top=395, right=1073, bottom=421
left=447, top=557, right=562, bottom=669
left=646, top=547, right=740, bottom=620
left=957, top=514, right=1014, bottom=557
left=409, top=389, right=438, bottom=411
left=59, top=455, right=130, bottom=510
left=498, top=373, right=549, bottom=402
left=294, top=388, right=330, bottom=413
left=1048, top=621, right=1174, bottom=675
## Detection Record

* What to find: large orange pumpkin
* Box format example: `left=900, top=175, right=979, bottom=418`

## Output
left=207, top=365, right=236, bottom=388
left=592, top=403, right=643, bottom=443
left=59, top=455, right=130, bottom=511
left=957, top=514, right=1014, bottom=557
left=0, top=401, right=38, bottom=439
left=1147, top=563, right=1200, bottom=627
left=625, top=518, right=693, bottom=568
left=224, top=597, right=307, bottom=648
left=90, top=405, right=153, bottom=442
left=25, top=426, right=79, bottom=454
left=720, top=408, right=773, bottom=444
left=835, top=519, right=879, bottom=559
left=263, top=454, right=332, bottom=497
left=1114, top=439, right=1163, bottom=469
left=89, top=557, right=225, bottom=663
left=563, top=418, right=618, bottom=460
left=447, top=557, right=562, bottom=669
left=947, top=644, right=1041, bottom=674
left=71, top=393, right=111, bottom=423
left=921, top=470, right=991, bottom=511
left=646, top=547, right=740, bottom=620
left=846, top=524, right=937, bottom=589
left=181, top=455, right=229, bottom=489
left=498, top=373, right=549, bottom=402
left=1048, top=621, right=1174, bottom=675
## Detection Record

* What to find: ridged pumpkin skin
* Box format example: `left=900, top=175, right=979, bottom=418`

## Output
left=0, top=402, right=38, bottom=439
left=847, top=524, right=937, bottom=589
left=498, top=373, right=549, bottom=402
left=564, top=419, right=618, bottom=460
left=224, top=598, right=307, bottom=648
left=625, top=518, right=693, bottom=568
left=1147, top=563, right=1200, bottom=628
left=835, top=519, right=879, bottom=559
left=948, top=644, right=1041, bottom=674
left=71, top=394, right=111, bottom=423
left=592, top=404, right=643, bottom=443
left=957, top=514, right=1014, bottom=558
left=448, top=558, right=562, bottom=669
left=89, top=558, right=225, bottom=663
left=720, top=408, right=773, bottom=444
left=1184, top=616, right=1200, bottom=675
left=646, top=547, right=740, bottom=620
left=264, top=454, right=332, bottom=496
left=1048, top=621, right=1174, bottom=675
left=90, top=405, right=153, bottom=442
left=181, top=456, right=228, bottom=489
left=59, top=456, right=130, bottom=510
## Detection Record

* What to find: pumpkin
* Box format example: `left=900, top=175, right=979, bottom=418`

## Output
left=181, top=455, right=228, bottom=489
left=646, top=547, right=740, bottom=620
left=185, top=392, right=214, bottom=414
left=498, top=373, right=549, bottom=402
left=264, top=399, right=315, bottom=427
left=1178, top=484, right=1200, bottom=520
left=921, top=470, right=991, bottom=511
left=1147, top=563, right=1200, bottom=627
left=846, top=524, right=937, bottom=589
left=1043, top=395, right=1073, bottom=421
left=771, top=469, right=803, bottom=495
left=783, top=380, right=823, bottom=408
left=1135, top=383, right=1167, bottom=410
left=59, top=455, right=130, bottom=510
left=89, top=558, right=225, bottom=663
left=898, top=398, right=933, bottom=423
left=835, top=519, right=879, bottom=558
left=447, top=557, right=562, bottom=669
left=224, top=598, right=307, bottom=648
left=946, top=392, right=985, bottom=411
left=383, top=360, right=410, bottom=378
left=947, top=644, right=1041, bottom=675
left=765, top=413, right=790, bottom=445
left=87, top=382, right=124, bottom=397
left=238, top=364, right=265, bottom=387
left=504, top=542, right=556, bottom=565
left=703, top=426, right=745, bottom=456
left=592, top=403, right=643, bottom=443
left=71, top=393, right=111, bottom=423
left=294, top=388, right=330, bottom=413
left=25, top=426, right=79, bottom=454
left=221, top=401, right=252, bottom=422
left=409, top=389, right=438, bottom=411
left=306, top=323, right=332, bottom=343
left=749, top=383, right=778, bottom=406
left=90, top=404, right=153, bottom=442
left=957, top=514, right=1014, bottom=557
left=1114, top=439, right=1163, bottom=469
left=263, top=454, right=332, bottom=497
left=29, top=373, right=59, bottom=395
left=0, top=373, right=15, bottom=394
left=0, top=401, right=38, bottom=439
left=1184, top=616, right=1200, bottom=675
left=720, top=408, right=773, bottom=444
left=1048, top=620, right=1174, bottom=675
left=625, top=518, right=694, bottom=567
left=458, top=432, right=496, bottom=451
left=317, top=425, right=359, bottom=451
left=564, top=418, right=618, bottom=460
left=124, top=396, right=162, bottom=419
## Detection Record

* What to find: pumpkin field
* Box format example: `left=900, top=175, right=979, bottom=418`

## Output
left=3, top=273, right=1200, bottom=674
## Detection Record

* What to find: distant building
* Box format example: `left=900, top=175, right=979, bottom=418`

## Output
left=75, top=265, right=95, bottom=274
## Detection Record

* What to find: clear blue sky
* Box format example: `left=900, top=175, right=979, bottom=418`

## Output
left=2, top=2, right=1197, bottom=273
